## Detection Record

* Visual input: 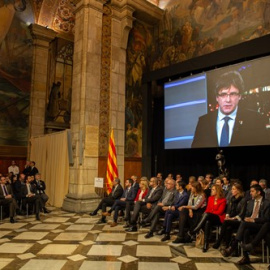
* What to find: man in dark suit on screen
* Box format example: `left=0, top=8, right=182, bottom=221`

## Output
left=192, top=70, right=269, bottom=148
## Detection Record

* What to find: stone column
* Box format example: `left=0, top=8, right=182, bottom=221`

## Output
left=62, top=0, right=135, bottom=212
left=110, top=3, right=134, bottom=182
left=28, top=24, right=56, bottom=146
left=62, top=0, right=105, bottom=212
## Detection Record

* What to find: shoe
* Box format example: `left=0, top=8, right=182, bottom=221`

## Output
left=10, top=217, right=17, bottom=223
left=221, top=247, right=234, bottom=257
left=237, top=256, right=250, bottom=265
left=144, top=231, right=154, bottom=239
left=241, top=243, right=253, bottom=252
left=212, top=241, right=220, bottom=249
left=140, top=219, right=149, bottom=227
left=43, top=208, right=51, bottom=213
left=36, top=215, right=40, bottom=221
left=96, top=219, right=106, bottom=224
left=126, top=226, right=138, bottom=232
left=123, top=223, right=130, bottom=228
left=157, top=228, right=165, bottom=235
left=90, top=211, right=97, bottom=216
left=110, top=222, right=117, bottom=227
left=172, top=237, right=185, bottom=244
left=161, top=234, right=170, bottom=242
left=102, top=212, right=111, bottom=216
left=202, top=242, right=209, bottom=253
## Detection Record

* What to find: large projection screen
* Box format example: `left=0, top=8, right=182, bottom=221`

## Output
left=164, top=55, right=270, bottom=149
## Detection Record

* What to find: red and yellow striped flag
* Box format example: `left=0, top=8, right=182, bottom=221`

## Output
left=105, top=129, right=119, bottom=194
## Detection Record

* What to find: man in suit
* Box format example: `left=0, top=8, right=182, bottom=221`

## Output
left=259, top=179, right=270, bottom=200
left=142, top=178, right=177, bottom=238
left=192, top=70, right=269, bottom=148
left=28, top=161, right=39, bottom=176
left=34, top=173, right=50, bottom=213
left=102, top=178, right=138, bottom=227
left=126, top=176, right=163, bottom=232
left=158, top=180, right=189, bottom=241
left=222, top=184, right=270, bottom=265
left=21, top=175, right=42, bottom=220
left=90, top=178, right=123, bottom=220
left=103, top=178, right=137, bottom=227
left=0, top=176, right=18, bottom=223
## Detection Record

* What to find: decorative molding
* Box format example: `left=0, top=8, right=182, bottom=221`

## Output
left=29, top=23, right=56, bottom=42
left=99, top=3, right=112, bottom=156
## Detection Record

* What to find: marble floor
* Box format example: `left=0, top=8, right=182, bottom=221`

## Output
left=0, top=208, right=268, bottom=270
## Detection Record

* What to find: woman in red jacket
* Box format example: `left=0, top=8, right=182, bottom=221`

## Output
left=192, top=184, right=226, bottom=252
left=124, top=179, right=149, bottom=227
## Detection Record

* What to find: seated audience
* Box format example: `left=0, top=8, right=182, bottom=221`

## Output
left=157, top=181, right=189, bottom=241
left=222, top=184, right=270, bottom=265
left=124, top=178, right=149, bottom=227
left=192, top=184, right=227, bottom=252
left=142, top=178, right=177, bottom=238
left=12, top=173, right=26, bottom=211
left=126, top=177, right=163, bottom=232
left=175, top=174, right=183, bottom=183
left=90, top=178, right=123, bottom=219
left=244, top=179, right=258, bottom=201
left=205, top=173, right=214, bottom=188
left=213, top=182, right=246, bottom=249
left=200, top=179, right=211, bottom=199
left=103, top=178, right=137, bottom=227
left=34, top=173, right=50, bottom=213
left=222, top=175, right=231, bottom=196
left=0, top=176, right=18, bottom=223
left=173, top=181, right=206, bottom=243
left=259, top=179, right=270, bottom=200
left=21, top=175, right=42, bottom=220
left=185, top=176, right=196, bottom=194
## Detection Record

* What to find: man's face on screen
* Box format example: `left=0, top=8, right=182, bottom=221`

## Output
left=216, top=85, right=241, bottom=115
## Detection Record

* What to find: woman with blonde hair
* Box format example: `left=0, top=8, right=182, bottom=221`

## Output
left=124, top=178, right=149, bottom=227
left=192, top=184, right=227, bottom=252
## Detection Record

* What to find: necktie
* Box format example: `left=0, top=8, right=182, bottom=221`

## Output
left=3, top=185, right=8, bottom=196
left=220, top=116, right=231, bottom=147
left=251, top=200, right=260, bottom=218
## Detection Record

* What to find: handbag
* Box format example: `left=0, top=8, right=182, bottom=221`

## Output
left=195, top=229, right=205, bottom=249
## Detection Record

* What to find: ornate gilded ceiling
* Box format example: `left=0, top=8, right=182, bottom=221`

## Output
left=30, top=0, right=75, bottom=36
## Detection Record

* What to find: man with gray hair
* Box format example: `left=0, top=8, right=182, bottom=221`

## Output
left=259, top=179, right=270, bottom=200
left=142, top=178, right=177, bottom=238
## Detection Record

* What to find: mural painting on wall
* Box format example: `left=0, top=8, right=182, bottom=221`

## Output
left=125, top=22, right=154, bottom=157
left=46, top=40, right=73, bottom=127
left=152, top=0, right=270, bottom=70
left=0, top=0, right=34, bottom=146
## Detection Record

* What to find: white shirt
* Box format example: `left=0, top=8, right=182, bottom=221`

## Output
left=8, top=165, right=19, bottom=175
left=138, top=190, right=144, bottom=201
left=217, top=107, right=238, bottom=146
